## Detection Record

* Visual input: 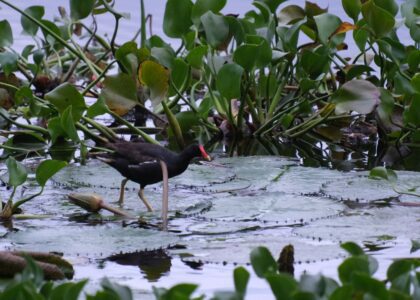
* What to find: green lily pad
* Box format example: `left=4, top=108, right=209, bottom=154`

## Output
left=7, top=224, right=179, bottom=257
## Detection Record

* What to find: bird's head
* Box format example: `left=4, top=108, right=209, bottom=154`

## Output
left=199, top=145, right=211, bottom=161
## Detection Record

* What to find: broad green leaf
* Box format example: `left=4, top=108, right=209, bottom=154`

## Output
left=265, top=273, right=298, bottom=300
left=45, top=83, right=86, bottom=121
left=369, top=167, right=397, bottom=182
left=361, top=0, right=395, bottom=37
left=60, top=106, right=79, bottom=142
left=374, top=0, right=398, bottom=16
left=216, top=63, right=244, bottom=100
left=341, top=242, right=365, bottom=256
left=314, top=13, right=342, bottom=45
left=101, top=278, right=133, bottom=300
left=186, top=45, right=208, bottom=68
left=100, top=73, right=137, bottom=116
left=0, top=20, right=13, bottom=47
left=403, top=94, right=420, bottom=127
left=21, top=6, right=44, bottom=36
left=412, top=73, right=420, bottom=93
left=139, top=60, right=169, bottom=107
left=200, top=11, right=230, bottom=49
left=0, top=52, right=19, bottom=76
left=86, top=96, right=109, bottom=118
left=234, top=267, right=250, bottom=297
left=151, top=46, right=175, bottom=68
left=338, top=256, right=370, bottom=284
left=192, top=0, right=226, bottom=26
left=70, top=0, right=95, bottom=20
left=163, top=0, right=193, bottom=38
left=40, top=19, right=63, bottom=48
left=278, top=5, right=305, bottom=25
left=233, top=36, right=272, bottom=71
left=346, top=65, right=374, bottom=81
left=254, top=0, right=286, bottom=13
left=387, top=259, right=419, bottom=293
left=50, top=280, right=87, bottom=300
left=47, top=116, right=66, bottom=144
left=332, top=80, right=380, bottom=114
left=115, top=41, right=139, bottom=74
left=352, top=273, right=389, bottom=299
left=169, top=58, right=189, bottom=95
left=342, top=0, right=361, bottom=22
left=300, top=48, right=330, bottom=79
left=250, top=246, right=277, bottom=278
left=6, top=157, right=27, bottom=187
left=166, top=284, right=198, bottom=299
left=36, top=159, right=67, bottom=187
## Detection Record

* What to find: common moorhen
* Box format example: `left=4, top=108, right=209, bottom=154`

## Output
left=96, top=139, right=211, bottom=225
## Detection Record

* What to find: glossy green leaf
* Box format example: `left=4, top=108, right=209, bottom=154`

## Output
left=341, top=242, right=365, bottom=256
left=233, top=36, right=272, bottom=71
left=192, top=0, right=226, bottom=25
left=163, top=0, right=193, bottom=38
left=200, top=11, right=230, bottom=49
left=6, top=157, right=27, bottom=187
left=332, top=80, right=380, bottom=114
left=278, top=5, right=305, bottom=25
left=86, top=96, right=109, bottom=118
left=70, top=0, right=95, bottom=20
left=216, top=63, right=244, bottom=100
left=0, top=20, right=13, bottom=47
left=387, top=259, right=419, bottom=293
left=300, top=48, right=330, bottom=79
left=60, top=106, right=79, bottom=142
left=338, top=256, right=370, bottom=284
left=186, top=45, right=208, bottom=68
left=166, top=283, right=198, bottom=299
left=255, top=0, right=286, bottom=13
left=101, top=73, right=137, bottom=116
left=50, top=280, right=87, bottom=300
left=36, top=160, right=67, bottom=187
left=342, top=0, right=361, bottom=22
left=403, top=94, right=420, bottom=127
left=266, top=273, right=298, bottom=300
left=115, top=41, right=139, bottom=74
left=369, top=167, right=397, bottom=183
left=374, top=0, right=398, bottom=16
left=346, top=65, right=374, bottom=81
left=40, top=19, right=63, bottom=48
left=314, top=13, right=342, bottom=45
left=250, top=246, right=278, bottom=278
left=361, top=0, right=395, bottom=37
left=139, top=60, right=169, bottom=107
left=45, top=83, right=86, bottom=121
left=234, top=267, right=250, bottom=297
left=352, top=273, right=389, bottom=299
left=0, top=52, right=19, bottom=76
left=151, top=46, right=175, bottom=68
left=170, top=58, right=189, bottom=95
left=277, top=18, right=306, bottom=52
left=21, top=6, right=44, bottom=36
left=412, top=73, right=420, bottom=93
left=47, top=117, right=66, bottom=145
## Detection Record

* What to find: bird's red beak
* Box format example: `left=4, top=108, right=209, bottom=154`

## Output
left=199, top=145, right=211, bottom=161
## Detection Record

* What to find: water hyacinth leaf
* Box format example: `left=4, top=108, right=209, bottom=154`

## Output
left=45, top=83, right=86, bottom=121
left=250, top=246, right=278, bottom=278
left=36, top=160, right=67, bottom=187
left=338, top=256, right=371, bottom=284
left=169, top=58, right=189, bottom=94
left=341, top=242, right=365, bottom=256
left=278, top=5, right=305, bottom=25
left=186, top=45, right=208, bottom=68
left=403, top=94, right=420, bottom=127
left=163, top=0, right=193, bottom=38
left=0, top=52, right=18, bottom=76
left=151, top=46, right=175, bottom=68
left=50, top=281, right=87, bottom=299
left=412, top=73, right=420, bottom=93
left=361, top=0, right=395, bottom=37
left=61, top=106, right=79, bottom=142
left=191, top=0, right=226, bottom=26
left=300, top=49, right=330, bottom=79
left=387, top=259, right=419, bottom=293
left=115, top=41, right=138, bottom=74
left=6, top=157, right=27, bottom=187
left=21, top=6, right=44, bottom=36
left=342, top=0, right=361, bottom=22
left=40, top=19, right=63, bottom=48
left=233, top=43, right=260, bottom=71
left=216, top=63, right=244, bottom=100
left=314, top=13, right=342, bottom=45
left=346, top=65, right=373, bottom=81
left=374, top=0, right=398, bottom=16
left=200, top=11, right=230, bottom=49
left=0, top=20, right=13, bottom=47
left=86, top=96, right=109, bottom=118
left=100, top=278, right=133, bottom=300
left=352, top=273, right=389, bottom=299
left=70, top=0, right=95, bottom=20
left=138, top=60, right=169, bottom=107
left=332, top=80, right=380, bottom=114
left=101, top=73, right=137, bottom=116
left=266, top=274, right=298, bottom=300
left=234, top=267, right=250, bottom=297
left=47, top=116, right=66, bottom=144
left=369, top=166, right=397, bottom=183
left=254, top=0, right=286, bottom=13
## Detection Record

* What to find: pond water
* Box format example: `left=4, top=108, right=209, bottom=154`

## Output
left=0, top=1, right=418, bottom=299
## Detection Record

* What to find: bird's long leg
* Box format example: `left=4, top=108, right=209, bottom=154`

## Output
left=118, top=178, right=129, bottom=205
left=138, top=187, right=153, bottom=212
left=159, top=160, right=169, bottom=229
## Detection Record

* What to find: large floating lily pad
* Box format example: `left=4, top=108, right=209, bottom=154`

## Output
left=6, top=224, right=179, bottom=257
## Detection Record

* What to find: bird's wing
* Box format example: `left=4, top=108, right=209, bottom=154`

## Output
left=106, top=140, right=161, bottom=163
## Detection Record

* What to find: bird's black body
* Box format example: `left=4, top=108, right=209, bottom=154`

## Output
left=102, top=140, right=205, bottom=188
